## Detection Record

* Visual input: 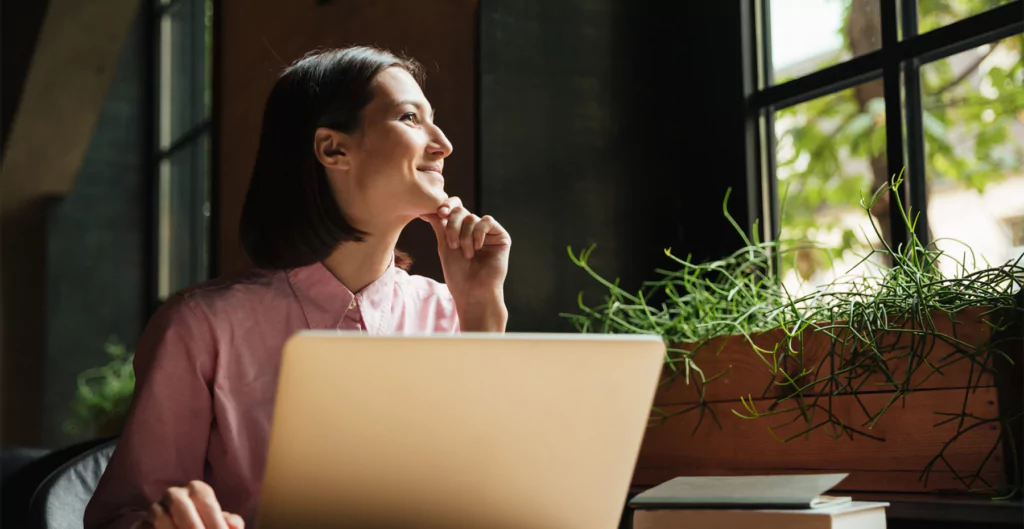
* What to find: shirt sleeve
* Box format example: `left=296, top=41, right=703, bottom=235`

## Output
left=84, top=294, right=216, bottom=529
left=437, top=283, right=461, bottom=334
left=451, top=309, right=461, bottom=334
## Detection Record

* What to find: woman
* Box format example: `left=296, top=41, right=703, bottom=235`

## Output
left=84, top=46, right=510, bottom=529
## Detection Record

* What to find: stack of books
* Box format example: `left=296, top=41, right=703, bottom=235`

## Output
left=629, top=473, right=888, bottom=529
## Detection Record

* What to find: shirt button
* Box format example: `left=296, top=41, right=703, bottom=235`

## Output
left=349, top=299, right=357, bottom=310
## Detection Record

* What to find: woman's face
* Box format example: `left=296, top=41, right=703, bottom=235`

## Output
left=319, top=67, right=453, bottom=232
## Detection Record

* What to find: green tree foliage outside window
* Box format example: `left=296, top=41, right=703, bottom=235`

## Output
left=776, top=0, right=1024, bottom=279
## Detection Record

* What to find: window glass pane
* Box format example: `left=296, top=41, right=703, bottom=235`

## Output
left=158, top=0, right=210, bottom=150
left=774, top=79, right=889, bottom=294
left=769, top=0, right=881, bottom=85
left=204, top=0, right=213, bottom=116
left=916, top=0, right=1016, bottom=35
left=157, top=135, right=211, bottom=299
left=922, top=35, right=1024, bottom=273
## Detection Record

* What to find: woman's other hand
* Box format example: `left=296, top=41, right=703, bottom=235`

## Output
left=146, top=481, right=244, bottom=529
left=421, top=196, right=510, bottom=331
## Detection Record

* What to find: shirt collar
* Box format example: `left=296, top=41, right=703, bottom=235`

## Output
left=285, top=259, right=398, bottom=330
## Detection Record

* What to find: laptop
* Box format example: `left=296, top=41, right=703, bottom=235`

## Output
left=255, top=331, right=665, bottom=529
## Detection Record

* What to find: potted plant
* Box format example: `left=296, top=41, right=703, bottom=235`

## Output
left=65, top=337, right=136, bottom=439
left=565, top=174, right=1023, bottom=497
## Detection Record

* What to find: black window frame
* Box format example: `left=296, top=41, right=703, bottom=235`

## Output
left=146, top=0, right=217, bottom=306
left=744, top=0, right=1024, bottom=257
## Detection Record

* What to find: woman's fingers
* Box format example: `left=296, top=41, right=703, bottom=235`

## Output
left=223, top=512, right=246, bottom=529
left=146, top=481, right=236, bottom=529
left=459, top=213, right=481, bottom=259
left=438, top=196, right=463, bottom=219
left=147, top=502, right=174, bottom=529
left=471, top=215, right=499, bottom=251
left=147, top=505, right=244, bottom=529
left=163, top=487, right=206, bottom=529
left=445, top=206, right=470, bottom=250
left=431, top=198, right=505, bottom=259
left=188, top=481, right=230, bottom=529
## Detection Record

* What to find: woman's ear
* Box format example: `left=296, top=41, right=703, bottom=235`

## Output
left=313, top=127, right=353, bottom=170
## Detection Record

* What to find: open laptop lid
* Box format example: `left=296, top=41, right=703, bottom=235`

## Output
left=256, top=332, right=664, bottom=529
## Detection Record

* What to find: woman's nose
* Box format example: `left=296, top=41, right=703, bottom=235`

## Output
left=429, top=125, right=453, bottom=158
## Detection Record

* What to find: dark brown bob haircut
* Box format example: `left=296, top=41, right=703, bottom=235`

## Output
left=239, top=46, right=424, bottom=270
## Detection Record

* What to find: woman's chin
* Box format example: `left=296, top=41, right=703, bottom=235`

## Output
left=424, top=187, right=449, bottom=209
left=415, top=174, right=448, bottom=204
left=404, top=191, right=448, bottom=218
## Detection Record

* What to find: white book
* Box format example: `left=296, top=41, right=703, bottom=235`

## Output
left=633, top=500, right=889, bottom=529
left=630, top=474, right=854, bottom=509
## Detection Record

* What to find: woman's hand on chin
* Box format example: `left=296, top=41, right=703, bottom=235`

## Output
left=420, top=196, right=510, bottom=332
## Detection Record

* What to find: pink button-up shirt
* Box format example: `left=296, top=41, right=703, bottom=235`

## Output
left=84, top=261, right=459, bottom=529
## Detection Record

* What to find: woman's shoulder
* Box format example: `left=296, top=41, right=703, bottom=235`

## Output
left=164, top=268, right=293, bottom=316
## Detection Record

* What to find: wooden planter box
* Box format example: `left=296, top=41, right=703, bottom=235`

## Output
left=633, top=307, right=1022, bottom=494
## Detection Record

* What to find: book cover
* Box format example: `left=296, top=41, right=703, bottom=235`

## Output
left=629, top=473, right=852, bottom=509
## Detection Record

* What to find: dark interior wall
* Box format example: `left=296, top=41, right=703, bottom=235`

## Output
left=671, top=2, right=757, bottom=258
left=218, top=0, right=478, bottom=281
left=479, top=0, right=648, bottom=332
left=1, top=0, right=52, bottom=446
left=479, top=0, right=752, bottom=332
left=42, top=13, right=148, bottom=447
left=2, top=1, right=147, bottom=446
left=0, top=0, right=50, bottom=152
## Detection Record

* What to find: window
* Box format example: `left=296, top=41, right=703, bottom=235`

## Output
left=774, top=81, right=889, bottom=290
left=922, top=35, right=1024, bottom=273
left=768, top=0, right=881, bottom=84
left=917, top=0, right=1018, bottom=34
left=153, top=0, right=214, bottom=300
left=750, top=0, right=1024, bottom=287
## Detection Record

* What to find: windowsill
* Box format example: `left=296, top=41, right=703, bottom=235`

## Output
left=848, top=492, right=1023, bottom=525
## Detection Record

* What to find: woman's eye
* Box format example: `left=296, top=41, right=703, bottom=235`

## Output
left=400, top=112, right=418, bottom=123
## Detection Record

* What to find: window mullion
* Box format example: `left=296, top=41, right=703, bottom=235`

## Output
left=899, top=2, right=1024, bottom=65
left=763, top=109, right=779, bottom=246
left=756, top=2, right=1023, bottom=112
left=882, top=0, right=909, bottom=254
left=751, top=57, right=883, bottom=111
left=761, top=0, right=775, bottom=88
left=901, top=0, right=929, bottom=247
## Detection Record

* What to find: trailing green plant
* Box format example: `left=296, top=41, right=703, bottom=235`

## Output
left=564, top=172, right=1024, bottom=497
left=65, top=336, right=136, bottom=438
